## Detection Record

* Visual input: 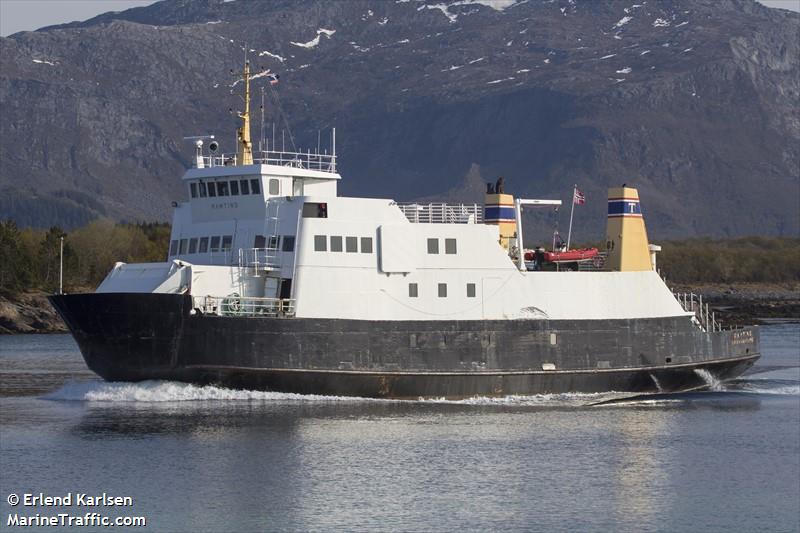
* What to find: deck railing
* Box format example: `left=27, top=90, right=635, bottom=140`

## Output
left=199, top=150, right=337, bottom=173
left=192, top=295, right=295, bottom=318
left=396, top=202, right=484, bottom=224
left=674, top=292, right=724, bottom=332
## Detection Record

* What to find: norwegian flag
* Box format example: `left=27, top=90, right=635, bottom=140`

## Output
left=267, top=73, right=280, bottom=86
left=573, top=187, right=586, bottom=205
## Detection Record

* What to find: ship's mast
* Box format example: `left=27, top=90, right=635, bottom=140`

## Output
left=236, top=61, right=254, bottom=166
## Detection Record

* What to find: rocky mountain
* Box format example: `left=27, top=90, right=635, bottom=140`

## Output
left=1, top=0, right=798, bottom=239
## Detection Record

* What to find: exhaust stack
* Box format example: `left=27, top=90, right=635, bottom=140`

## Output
left=605, top=186, right=652, bottom=271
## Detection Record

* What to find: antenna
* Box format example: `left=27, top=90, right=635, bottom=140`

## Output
left=259, top=86, right=265, bottom=153
left=332, top=127, right=337, bottom=172
left=272, top=122, right=276, bottom=153
left=317, top=129, right=320, bottom=155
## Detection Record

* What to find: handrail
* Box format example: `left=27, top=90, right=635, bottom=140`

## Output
left=198, top=149, right=337, bottom=173
left=192, top=295, right=295, bottom=318
left=395, top=202, right=483, bottom=224
left=673, top=291, right=727, bottom=332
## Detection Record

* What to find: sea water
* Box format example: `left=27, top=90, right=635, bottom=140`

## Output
left=1, top=324, right=798, bottom=532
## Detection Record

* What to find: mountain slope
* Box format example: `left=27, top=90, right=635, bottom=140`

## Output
left=1, top=0, right=798, bottom=238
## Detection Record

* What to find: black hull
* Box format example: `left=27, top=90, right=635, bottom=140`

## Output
left=50, top=293, right=760, bottom=399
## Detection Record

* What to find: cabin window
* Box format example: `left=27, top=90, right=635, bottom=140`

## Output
left=199, top=182, right=207, bottom=198
left=302, top=202, right=328, bottom=218
left=268, top=235, right=280, bottom=250
left=230, top=180, right=240, bottom=195
left=240, top=179, right=250, bottom=195
left=467, top=283, right=476, bottom=298
left=188, top=238, right=198, bottom=254
left=427, top=238, right=439, bottom=254
left=169, top=240, right=178, bottom=256
left=179, top=239, right=188, bottom=254
left=445, top=238, right=457, bottom=254
left=190, top=183, right=198, bottom=198
left=217, top=182, right=229, bottom=196
left=250, top=179, right=261, bottom=194
left=221, top=235, right=233, bottom=251
left=438, top=283, right=447, bottom=298
left=198, top=237, right=209, bottom=253
left=360, top=237, right=373, bottom=254
left=254, top=235, right=266, bottom=248
left=409, top=283, right=418, bottom=298
left=282, top=236, right=295, bottom=252
left=346, top=236, right=358, bottom=253
left=330, top=236, right=343, bottom=252
left=314, top=235, right=327, bottom=251
left=269, top=179, right=280, bottom=195
left=207, top=183, right=217, bottom=197
left=210, top=236, right=221, bottom=252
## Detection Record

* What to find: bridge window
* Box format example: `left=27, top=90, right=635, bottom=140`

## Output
left=268, top=235, right=279, bottom=250
left=445, top=238, right=457, bottom=254
left=314, top=235, right=327, bottom=251
left=217, top=182, right=229, bottom=196
left=302, top=202, right=328, bottom=218
left=240, top=179, right=250, bottom=195
left=360, top=237, right=373, bottom=253
left=210, top=236, right=221, bottom=252
left=199, top=182, right=207, bottom=198
left=438, top=283, right=447, bottom=297
left=199, top=237, right=209, bottom=253
left=346, top=236, right=358, bottom=253
left=269, top=179, right=280, bottom=195
left=190, top=183, right=197, bottom=198
left=250, top=179, right=261, bottom=194
left=230, top=180, right=240, bottom=195
left=330, top=236, right=343, bottom=252
left=409, top=283, right=418, bottom=298
left=467, top=283, right=476, bottom=298
left=254, top=235, right=266, bottom=248
left=282, top=236, right=295, bottom=252
left=169, top=240, right=178, bottom=256
left=188, top=238, right=198, bottom=254
left=221, top=236, right=233, bottom=251
left=179, top=239, right=188, bottom=254
left=207, top=183, right=217, bottom=197
left=427, top=238, right=439, bottom=254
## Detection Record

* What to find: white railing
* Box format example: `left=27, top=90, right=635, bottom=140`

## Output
left=395, top=202, right=484, bottom=224
left=192, top=295, right=295, bottom=318
left=673, top=292, right=724, bottom=332
left=199, top=150, right=337, bottom=173
left=238, top=247, right=278, bottom=273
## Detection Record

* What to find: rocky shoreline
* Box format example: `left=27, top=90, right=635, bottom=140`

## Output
left=1, top=283, right=798, bottom=334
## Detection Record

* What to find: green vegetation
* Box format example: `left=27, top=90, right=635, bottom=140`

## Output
left=657, top=237, right=800, bottom=284
left=0, top=220, right=169, bottom=295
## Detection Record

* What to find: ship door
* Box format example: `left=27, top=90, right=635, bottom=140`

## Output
left=279, top=278, right=292, bottom=300
left=292, top=179, right=304, bottom=197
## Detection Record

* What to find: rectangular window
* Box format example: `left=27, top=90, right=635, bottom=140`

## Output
left=190, top=183, right=197, bottom=198
left=198, top=237, right=209, bottom=253
left=254, top=235, right=266, bottom=249
left=269, top=178, right=280, bottom=195
left=240, top=179, right=250, bottom=195
left=360, top=237, right=373, bottom=254
left=250, top=179, right=261, bottom=194
left=230, top=180, right=240, bottom=195
left=179, top=239, right=188, bottom=254
left=330, top=236, right=343, bottom=252
left=302, top=202, right=328, bottom=218
left=210, top=236, right=221, bottom=252
left=268, top=235, right=280, bottom=250
left=169, top=240, right=178, bottom=256
left=409, top=283, right=418, bottom=298
left=188, top=238, right=198, bottom=254
left=314, top=235, right=327, bottom=251
left=199, top=182, right=207, bottom=197
left=207, top=183, right=217, bottom=197
left=445, top=238, right=457, bottom=254
left=467, top=283, right=476, bottom=298
left=438, top=283, right=447, bottom=298
left=282, top=236, right=295, bottom=252
left=221, top=235, right=233, bottom=251
left=346, top=236, right=358, bottom=253
left=427, top=238, right=439, bottom=254
left=217, top=182, right=229, bottom=196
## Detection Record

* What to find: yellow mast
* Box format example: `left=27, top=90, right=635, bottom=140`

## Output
left=236, top=61, right=254, bottom=166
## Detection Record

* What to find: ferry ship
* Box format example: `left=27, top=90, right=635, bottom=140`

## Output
left=50, top=62, right=759, bottom=399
